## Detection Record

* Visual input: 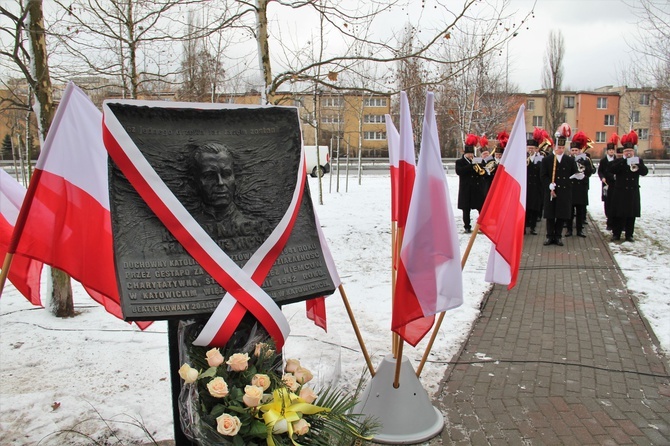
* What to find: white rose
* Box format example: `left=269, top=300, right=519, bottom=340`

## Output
left=284, top=358, right=301, bottom=374
left=207, top=377, right=229, bottom=398
left=294, top=366, right=313, bottom=384
left=206, top=348, right=224, bottom=368
left=272, top=418, right=288, bottom=434
left=178, top=364, right=199, bottom=384
left=226, top=353, right=249, bottom=372
left=252, top=373, right=271, bottom=391
left=293, top=418, right=310, bottom=436
left=282, top=373, right=299, bottom=392
left=243, top=385, right=264, bottom=407
left=216, top=413, right=241, bottom=436
left=299, top=386, right=317, bottom=404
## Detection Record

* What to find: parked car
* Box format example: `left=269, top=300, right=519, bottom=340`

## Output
left=304, top=145, right=330, bottom=177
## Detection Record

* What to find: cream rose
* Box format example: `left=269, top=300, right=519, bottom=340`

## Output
left=226, top=353, right=249, bottom=372
left=207, top=377, right=229, bottom=398
left=294, top=366, right=313, bottom=384
left=284, top=358, right=301, bottom=373
left=205, top=348, right=224, bottom=368
left=254, top=342, right=275, bottom=358
left=216, top=413, right=241, bottom=436
left=251, top=373, right=271, bottom=391
left=282, top=373, right=299, bottom=392
left=178, top=364, right=199, bottom=384
left=243, top=385, right=264, bottom=407
left=299, top=386, right=317, bottom=404
left=292, top=418, right=310, bottom=436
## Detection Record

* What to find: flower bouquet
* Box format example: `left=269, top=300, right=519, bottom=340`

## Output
left=177, top=321, right=376, bottom=446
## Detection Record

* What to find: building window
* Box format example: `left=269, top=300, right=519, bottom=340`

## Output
left=604, top=115, right=615, bottom=126
left=321, top=97, right=343, bottom=107
left=632, top=110, right=640, bottom=123
left=321, top=115, right=342, bottom=124
left=364, top=97, right=388, bottom=107
left=597, top=97, right=608, bottom=109
left=564, top=96, right=575, bottom=109
left=595, top=131, right=606, bottom=143
left=303, top=112, right=314, bottom=123
left=532, top=116, right=543, bottom=127
left=363, top=131, right=386, bottom=140
left=527, top=99, right=535, bottom=111
left=637, top=128, right=649, bottom=140
left=364, top=114, right=386, bottom=123
left=640, top=93, right=650, bottom=106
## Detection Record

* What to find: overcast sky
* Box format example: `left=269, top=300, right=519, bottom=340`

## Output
left=506, top=0, right=640, bottom=92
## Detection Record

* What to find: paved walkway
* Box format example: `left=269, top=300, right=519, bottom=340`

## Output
left=433, top=215, right=670, bottom=445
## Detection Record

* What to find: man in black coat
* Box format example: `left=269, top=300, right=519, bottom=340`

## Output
left=540, top=134, right=578, bottom=246
left=456, top=135, right=487, bottom=233
left=609, top=132, right=648, bottom=242
left=597, top=138, right=617, bottom=230
left=566, top=132, right=594, bottom=237
left=525, top=137, right=544, bottom=235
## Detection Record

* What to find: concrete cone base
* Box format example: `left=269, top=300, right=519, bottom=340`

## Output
left=355, top=354, right=444, bottom=444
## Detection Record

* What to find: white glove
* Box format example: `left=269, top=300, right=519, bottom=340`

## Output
left=549, top=183, right=556, bottom=191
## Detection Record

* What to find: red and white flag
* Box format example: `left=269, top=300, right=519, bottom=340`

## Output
left=392, top=92, right=463, bottom=346
left=396, top=92, right=416, bottom=229
left=0, top=169, right=43, bottom=305
left=7, top=82, right=150, bottom=329
left=477, top=105, right=527, bottom=289
left=386, top=114, right=400, bottom=222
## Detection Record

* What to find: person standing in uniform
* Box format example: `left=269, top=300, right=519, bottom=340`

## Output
left=540, top=123, right=578, bottom=246
left=456, top=134, right=487, bottom=233
left=525, top=128, right=546, bottom=235
left=565, top=131, right=594, bottom=237
left=609, top=130, right=648, bottom=242
left=598, top=133, right=618, bottom=230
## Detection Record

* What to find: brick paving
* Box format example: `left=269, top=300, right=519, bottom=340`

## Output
left=431, top=215, right=670, bottom=445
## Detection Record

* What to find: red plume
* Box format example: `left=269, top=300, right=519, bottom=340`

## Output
left=497, top=131, right=509, bottom=148
left=621, top=133, right=629, bottom=145
left=571, top=131, right=588, bottom=149
left=557, top=123, right=572, bottom=138
left=533, top=127, right=545, bottom=144
left=465, top=134, right=479, bottom=147
left=608, top=133, right=619, bottom=145
left=480, top=135, right=489, bottom=148
left=627, top=130, right=638, bottom=146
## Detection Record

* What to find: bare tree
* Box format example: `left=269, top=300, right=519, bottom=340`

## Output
left=542, top=30, right=565, bottom=136
left=435, top=21, right=518, bottom=156
left=627, top=0, right=669, bottom=100
left=244, top=0, right=530, bottom=105
left=0, top=0, right=74, bottom=317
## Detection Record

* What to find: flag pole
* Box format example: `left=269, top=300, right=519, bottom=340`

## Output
left=339, top=284, right=375, bottom=377
left=0, top=253, right=14, bottom=295
left=416, top=223, right=480, bottom=377
left=391, top=221, right=399, bottom=357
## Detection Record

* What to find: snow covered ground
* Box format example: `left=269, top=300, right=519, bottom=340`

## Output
left=1, top=171, right=668, bottom=445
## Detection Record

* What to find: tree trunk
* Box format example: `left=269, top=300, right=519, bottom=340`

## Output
left=27, top=0, right=75, bottom=317
left=256, top=0, right=272, bottom=104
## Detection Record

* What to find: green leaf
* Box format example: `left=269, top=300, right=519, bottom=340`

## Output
left=199, top=367, right=218, bottom=379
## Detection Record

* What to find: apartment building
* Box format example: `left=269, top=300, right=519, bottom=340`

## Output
left=520, top=86, right=664, bottom=158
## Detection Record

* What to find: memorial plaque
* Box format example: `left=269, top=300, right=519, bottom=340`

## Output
left=105, top=102, right=336, bottom=321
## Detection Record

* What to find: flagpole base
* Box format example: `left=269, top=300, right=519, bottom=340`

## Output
left=355, top=354, right=444, bottom=444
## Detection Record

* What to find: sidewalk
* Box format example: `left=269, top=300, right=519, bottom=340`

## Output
left=432, top=215, right=670, bottom=445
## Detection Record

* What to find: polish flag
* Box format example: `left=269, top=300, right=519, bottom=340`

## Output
left=477, top=105, right=527, bottom=289
left=397, top=92, right=416, bottom=229
left=0, top=170, right=43, bottom=305
left=7, top=82, right=150, bottom=329
left=392, top=92, right=463, bottom=346
left=386, top=115, right=400, bottom=222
